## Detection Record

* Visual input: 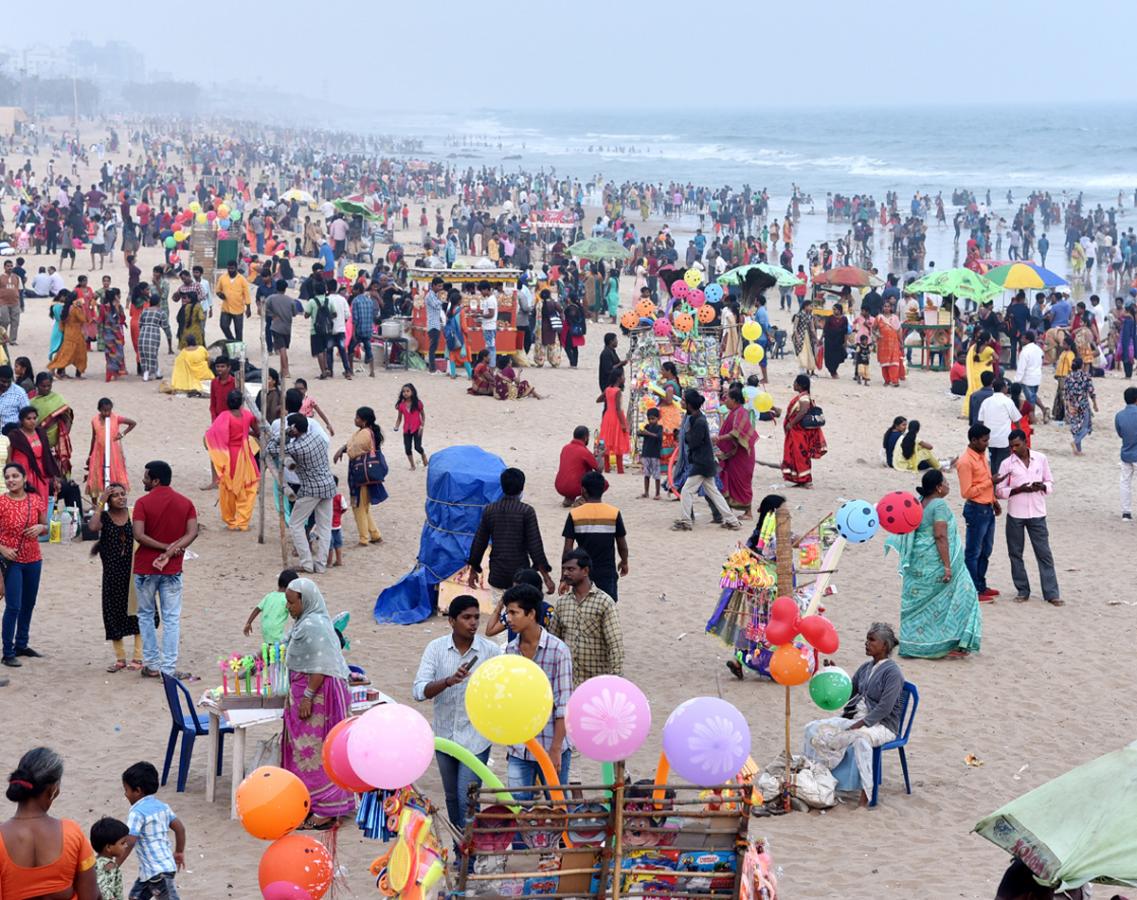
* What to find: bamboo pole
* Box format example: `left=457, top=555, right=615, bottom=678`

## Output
left=611, top=761, right=626, bottom=900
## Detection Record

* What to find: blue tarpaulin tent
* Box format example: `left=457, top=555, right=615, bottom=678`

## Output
left=374, top=445, right=504, bottom=625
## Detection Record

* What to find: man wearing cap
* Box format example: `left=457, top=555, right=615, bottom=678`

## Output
left=425, top=276, right=446, bottom=374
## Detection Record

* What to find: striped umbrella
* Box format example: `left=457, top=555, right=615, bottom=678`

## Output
left=983, top=262, right=1067, bottom=290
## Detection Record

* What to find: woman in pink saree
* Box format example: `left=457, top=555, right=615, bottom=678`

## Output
left=282, top=577, right=355, bottom=828
left=716, top=385, right=757, bottom=517
left=203, top=388, right=259, bottom=531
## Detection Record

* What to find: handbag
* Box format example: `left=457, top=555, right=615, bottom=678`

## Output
left=800, top=404, right=825, bottom=430
left=349, top=433, right=389, bottom=486
left=548, top=314, right=564, bottom=332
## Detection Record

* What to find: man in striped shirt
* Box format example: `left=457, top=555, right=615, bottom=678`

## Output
left=561, top=471, right=628, bottom=600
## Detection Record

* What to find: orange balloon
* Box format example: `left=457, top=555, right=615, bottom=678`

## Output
left=769, top=644, right=810, bottom=686
left=635, top=298, right=657, bottom=318
left=674, top=312, right=694, bottom=333
left=697, top=304, right=716, bottom=324
left=237, top=766, right=310, bottom=840
left=259, top=834, right=333, bottom=898
left=620, top=311, right=639, bottom=330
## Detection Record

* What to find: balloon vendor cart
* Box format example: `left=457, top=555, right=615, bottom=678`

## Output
left=457, top=765, right=777, bottom=900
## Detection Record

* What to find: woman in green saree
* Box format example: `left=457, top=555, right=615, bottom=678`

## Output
left=885, top=469, right=982, bottom=659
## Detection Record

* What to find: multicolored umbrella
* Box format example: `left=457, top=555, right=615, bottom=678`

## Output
left=812, top=266, right=883, bottom=288
left=983, top=262, right=1067, bottom=290
left=567, top=237, right=630, bottom=260
left=282, top=188, right=315, bottom=204
left=974, top=740, right=1137, bottom=890
left=719, top=263, right=798, bottom=288
left=905, top=267, right=1002, bottom=302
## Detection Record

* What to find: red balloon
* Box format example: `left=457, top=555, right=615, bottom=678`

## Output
left=764, top=620, right=798, bottom=646
left=876, top=491, right=923, bottom=535
left=321, top=718, right=372, bottom=793
left=799, top=616, right=839, bottom=655
left=769, top=596, right=799, bottom=626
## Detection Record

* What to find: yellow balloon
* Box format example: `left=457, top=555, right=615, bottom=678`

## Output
left=741, top=320, right=762, bottom=342
left=743, top=343, right=765, bottom=364
left=195, top=213, right=207, bottom=224
left=189, top=201, right=201, bottom=213
left=173, top=231, right=187, bottom=242
left=754, top=392, right=774, bottom=412
left=683, top=269, right=703, bottom=289
left=343, top=264, right=359, bottom=280
left=465, top=655, right=552, bottom=745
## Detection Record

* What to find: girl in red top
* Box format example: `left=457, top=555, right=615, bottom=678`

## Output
left=393, top=383, right=428, bottom=470
left=0, top=462, right=48, bottom=665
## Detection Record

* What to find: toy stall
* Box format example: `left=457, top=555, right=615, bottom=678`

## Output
left=705, top=491, right=923, bottom=813
left=407, top=267, right=523, bottom=368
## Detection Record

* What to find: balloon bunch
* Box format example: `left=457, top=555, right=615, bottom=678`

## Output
left=620, top=297, right=661, bottom=333
left=834, top=491, right=922, bottom=544
left=762, top=595, right=853, bottom=711
left=740, top=382, right=775, bottom=416
left=235, top=766, right=333, bottom=899
left=718, top=548, right=775, bottom=590
left=740, top=319, right=766, bottom=366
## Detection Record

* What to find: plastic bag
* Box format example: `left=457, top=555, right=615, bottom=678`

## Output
left=758, top=752, right=837, bottom=809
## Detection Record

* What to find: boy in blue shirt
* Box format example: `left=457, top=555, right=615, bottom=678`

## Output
left=119, top=761, right=186, bottom=899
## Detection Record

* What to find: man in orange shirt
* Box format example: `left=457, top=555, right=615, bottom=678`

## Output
left=957, top=424, right=1002, bottom=602
left=215, top=260, right=252, bottom=342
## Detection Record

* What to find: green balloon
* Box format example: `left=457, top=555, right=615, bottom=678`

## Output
left=231, top=209, right=242, bottom=221
left=809, top=667, right=853, bottom=711
left=164, top=236, right=176, bottom=249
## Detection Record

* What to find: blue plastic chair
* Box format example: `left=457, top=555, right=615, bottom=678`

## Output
left=869, top=681, right=919, bottom=807
left=161, top=673, right=233, bottom=792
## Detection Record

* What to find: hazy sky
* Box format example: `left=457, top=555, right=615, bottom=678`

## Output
left=17, top=0, right=1137, bottom=109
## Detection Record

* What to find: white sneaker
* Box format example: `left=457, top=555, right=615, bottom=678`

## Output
left=142, top=372, right=149, bottom=382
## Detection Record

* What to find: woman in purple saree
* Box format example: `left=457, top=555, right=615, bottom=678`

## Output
left=715, top=385, right=758, bottom=518
left=282, top=577, right=355, bottom=828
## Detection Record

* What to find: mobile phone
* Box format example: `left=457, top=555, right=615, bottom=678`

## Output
left=466, top=655, right=479, bottom=669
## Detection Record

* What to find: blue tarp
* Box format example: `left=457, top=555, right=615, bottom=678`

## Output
left=374, top=445, right=504, bottom=625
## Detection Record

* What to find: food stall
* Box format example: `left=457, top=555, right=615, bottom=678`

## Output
left=407, top=267, right=523, bottom=364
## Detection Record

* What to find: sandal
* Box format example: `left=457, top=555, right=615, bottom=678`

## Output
left=670, top=520, right=693, bottom=531
left=107, top=660, right=127, bottom=673
left=126, top=659, right=143, bottom=671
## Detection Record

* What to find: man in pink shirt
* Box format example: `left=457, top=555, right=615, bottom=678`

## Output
left=995, top=429, right=1060, bottom=606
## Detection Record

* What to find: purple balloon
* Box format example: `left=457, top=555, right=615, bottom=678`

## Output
left=662, top=697, right=751, bottom=786
left=263, top=882, right=314, bottom=900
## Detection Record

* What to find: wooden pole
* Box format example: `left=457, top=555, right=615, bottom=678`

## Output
left=784, top=685, right=792, bottom=811
left=276, top=404, right=288, bottom=568
left=611, top=760, right=626, bottom=900
left=774, top=507, right=795, bottom=810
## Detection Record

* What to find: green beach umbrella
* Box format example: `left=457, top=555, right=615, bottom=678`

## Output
left=718, top=263, right=798, bottom=288
left=974, top=741, right=1137, bottom=891
left=333, top=198, right=379, bottom=220
left=566, top=237, right=630, bottom=259
left=905, top=267, right=1002, bottom=302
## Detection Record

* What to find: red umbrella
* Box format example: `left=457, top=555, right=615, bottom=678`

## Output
left=812, top=266, right=883, bottom=288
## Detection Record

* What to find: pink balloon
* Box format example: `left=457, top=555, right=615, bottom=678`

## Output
left=346, top=703, right=433, bottom=790
left=263, top=882, right=314, bottom=900
left=206, top=210, right=217, bottom=221
left=671, top=281, right=689, bottom=299
left=652, top=318, right=672, bottom=337
left=688, top=289, right=706, bottom=308
left=324, top=719, right=372, bottom=793
left=566, top=675, right=652, bottom=762
left=799, top=616, right=839, bottom=654
left=217, top=230, right=229, bottom=240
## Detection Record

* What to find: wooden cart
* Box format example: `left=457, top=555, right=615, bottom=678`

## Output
left=407, top=267, right=523, bottom=368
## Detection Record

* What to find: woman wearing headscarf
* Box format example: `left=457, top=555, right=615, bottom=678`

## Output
left=281, top=578, right=355, bottom=829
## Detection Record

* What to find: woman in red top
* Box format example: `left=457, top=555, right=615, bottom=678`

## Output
left=597, top=371, right=630, bottom=474
left=0, top=747, right=98, bottom=899
left=5, top=406, right=60, bottom=501
left=0, top=462, right=48, bottom=666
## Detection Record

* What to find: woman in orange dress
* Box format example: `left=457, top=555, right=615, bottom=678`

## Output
left=85, top=398, right=136, bottom=500
left=781, top=374, right=826, bottom=487
left=597, top=370, right=630, bottom=474
left=0, top=747, right=99, bottom=899
left=874, top=300, right=905, bottom=386
left=204, top=388, right=260, bottom=531
left=46, top=292, right=88, bottom=378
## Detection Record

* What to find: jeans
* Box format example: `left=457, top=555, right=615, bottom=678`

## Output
left=1071, top=413, right=1092, bottom=450
left=962, top=501, right=996, bottom=593
left=326, top=333, right=351, bottom=374
left=989, top=446, right=1010, bottom=478
left=220, top=310, right=244, bottom=342
left=349, top=333, right=373, bottom=363
left=135, top=573, right=183, bottom=674
left=427, top=327, right=441, bottom=371
left=1123, top=461, right=1137, bottom=515
left=506, top=747, right=573, bottom=801
left=289, top=495, right=332, bottom=572
left=1005, top=515, right=1060, bottom=601
left=483, top=329, right=497, bottom=368
left=436, top=747, right=490, bottom=832
left=1, top=560, right=42, bottom=658
left=129, top=872, right=180, bottom=900
left=1022, top=384, right=1039, bottom=406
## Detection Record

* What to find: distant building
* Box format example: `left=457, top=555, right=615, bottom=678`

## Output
left=0, top=107, right=27, bottom=136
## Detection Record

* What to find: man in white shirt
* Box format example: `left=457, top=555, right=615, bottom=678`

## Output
left=29, top=267, right=52, bottom=297
left=47, top=266, right=65, bottom=295
left=477, top=280, right=498, bottom=368
left=978, top=377, right=1021, bottom=476
left=1013, top=330, right=1043, bottom=407
left=328, top=289, right=352, bottom=378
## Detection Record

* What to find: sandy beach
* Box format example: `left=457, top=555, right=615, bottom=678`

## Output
left=4, top=123, right=1134, bottom=900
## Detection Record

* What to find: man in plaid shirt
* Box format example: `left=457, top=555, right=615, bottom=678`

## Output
left=503, top=583, right=573, bottom=798
left=264, top=413, right=335, bottom=573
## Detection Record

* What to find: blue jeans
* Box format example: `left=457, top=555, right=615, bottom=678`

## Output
left=483, top=329, right=497, bottom=368
left=962, top=501, right=996, bottom=593
left=325, top=334, right=351, bottom=374
left=1071, top=412, right=1092, bottom=450
left=436, top=747, right=490, bottom=833
left=135, top=574, right=183, bottom=674
left=1, top=560, right=42, bottom=658
left=506, top=747, right=572, bottom=801
left=1022, top=384, right=1038, bottom=406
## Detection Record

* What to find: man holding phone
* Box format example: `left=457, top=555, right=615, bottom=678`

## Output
left=412, top=596, right=500, bottom=833
left=995, top=429, right=1061, bottom=606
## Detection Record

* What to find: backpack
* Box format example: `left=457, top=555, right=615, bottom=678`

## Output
left=313, top=297, right=334, bottom=336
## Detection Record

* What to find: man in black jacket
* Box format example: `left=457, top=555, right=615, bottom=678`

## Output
left=671, top=390, right=740, bottom=531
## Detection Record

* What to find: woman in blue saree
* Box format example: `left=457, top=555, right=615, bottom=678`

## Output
left=885, top=469, right=981, bottom=659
